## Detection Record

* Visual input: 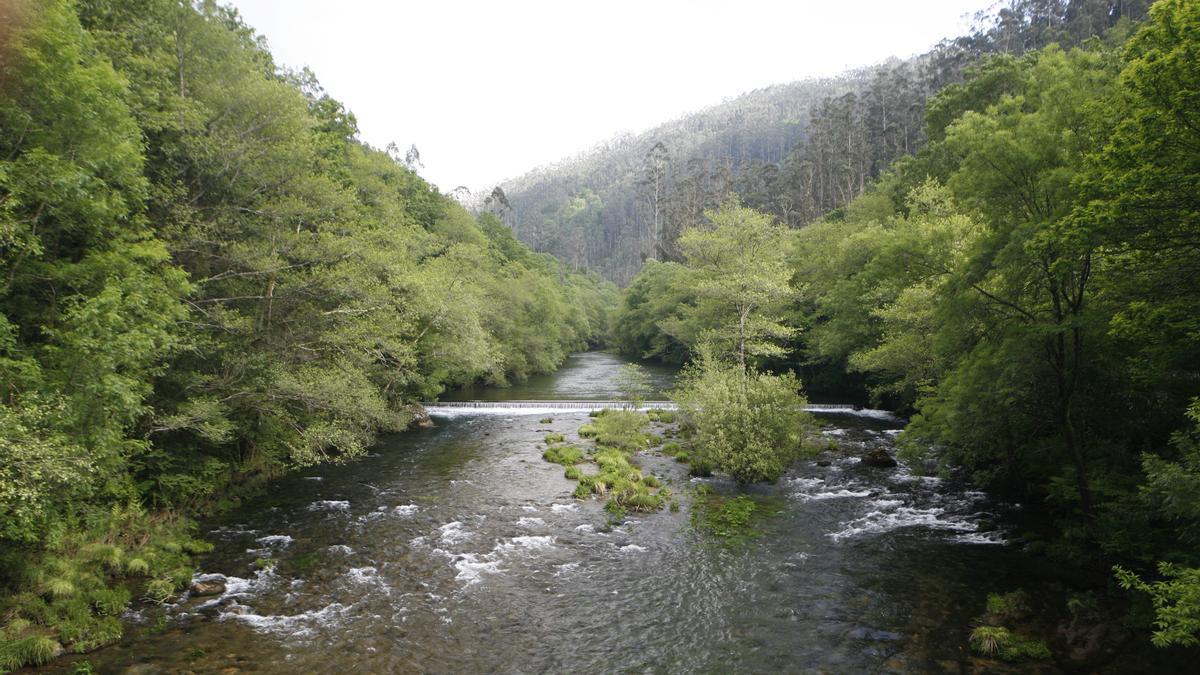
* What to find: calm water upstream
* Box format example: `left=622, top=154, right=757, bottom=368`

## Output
left=68, top=352, right=1048, bottom=674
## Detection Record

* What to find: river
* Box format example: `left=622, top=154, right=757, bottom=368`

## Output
left=68, top=352, right=1055, bottom=673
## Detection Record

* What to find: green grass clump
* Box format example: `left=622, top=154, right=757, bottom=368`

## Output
left=985, top=590, right=1032, bottom=621
left=642, top=475, right=662, bottom=488
left=0, top=505, right=204, bottom=668
left=594, top=447, right=632, bottom=471
left=540, top=417, right=554, bottom=424
left=89, top=588, right=131, bottom=617
left=581, top=411, right=651, bottom=451
left=56, top=611, right=121, bottom=654
left=674, top=451, right=690, bottom=463
left=543, top=445, right=584, bottom=465
left=968, top=626, right=1051, bottom=661
left=573, top=483, right=591, bottom=500
left=544, top=433, right=566, bottom=444
left=0, top=636, right=61, bottom=671
left=623, top=492, right=663, bottom=512
left=661, top=442, right=682, bottom=456
left=688, top=459, right=715, bottom=477
left=564, top=466, right=582, bottom=480
left=603, top=499, right=627, bottom=521
left=145, top=578, right=175, bottom=603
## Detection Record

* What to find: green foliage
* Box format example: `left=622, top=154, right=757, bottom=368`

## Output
left=691, top=492, right=779, bottom=543
left=542, top=446, right=584, bottom=466
left=1116, top=563, right=1200, bottom=647
left=566, top=418, right=667, bottom=514
left=985, top=590, right=1032, bottom=622
left=603, top=500, right=627, bottom=522
left=661, top=200, right=796, bottom=369
left=968, top=626, right=1052, bottom=661
left=0, top=2, right=619, bottom=667
left=612, top=261, right=694, bottom=363
left=580, top=410, right=652, bottom=451
left=563, top=466, right=582, bottom=480
left=615, top=363, right=652, bottom=409
left=544, top=433, right=566, bottom=445
left=0, top=636, right=60, bottom=671
left=674, top=349, right=812, bottom=483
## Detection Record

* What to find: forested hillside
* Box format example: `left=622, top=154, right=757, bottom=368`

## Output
left=615, top=0, right=1200, bottom=650
left=498, top=0, right=1151, bottom=283
left=0, top=0, right=615, bottom=666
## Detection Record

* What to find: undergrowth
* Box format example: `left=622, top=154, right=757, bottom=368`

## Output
left=0, top=505, right=209, bottom=670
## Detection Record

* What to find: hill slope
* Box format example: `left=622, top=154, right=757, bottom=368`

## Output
left=495, top=0, right=1150, bottom=284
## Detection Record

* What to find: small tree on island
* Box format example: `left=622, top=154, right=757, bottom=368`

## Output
left=665, top=200, right=813, bottom=483
left=616, top=363, right=652, bottom=410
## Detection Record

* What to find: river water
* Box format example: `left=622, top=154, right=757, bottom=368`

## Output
left=73, top=352, right=1044, bottom=673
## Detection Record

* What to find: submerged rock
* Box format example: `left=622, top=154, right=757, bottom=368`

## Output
left=861, top=447, right=898, bottom=468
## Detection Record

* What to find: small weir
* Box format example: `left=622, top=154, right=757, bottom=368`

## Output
left=421, top=400, right=900, bottom=419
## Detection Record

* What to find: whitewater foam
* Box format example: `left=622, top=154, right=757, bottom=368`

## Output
left=307, top=500, right=350, bottom=512
left=438, top=521, right=472, bottom=545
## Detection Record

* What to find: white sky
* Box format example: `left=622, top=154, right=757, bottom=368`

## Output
left=227, top=0, right=996, bottom=193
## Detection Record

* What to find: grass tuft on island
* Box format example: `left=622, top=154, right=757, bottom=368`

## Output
left=542, top=409, right=674, bottom=520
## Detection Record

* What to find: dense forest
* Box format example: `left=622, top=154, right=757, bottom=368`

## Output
left=2, top=0, right=1198, bottom=670
left=498, top=0, right=1153, bottom=284
left=0, top=0, right=615, bottom=667
left=614, top=0, right=1199, bottom=653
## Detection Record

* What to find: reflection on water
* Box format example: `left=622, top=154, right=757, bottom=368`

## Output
left=67, top=353, right=1049, bottom=674
left=441, top=351, right=679, bottom=401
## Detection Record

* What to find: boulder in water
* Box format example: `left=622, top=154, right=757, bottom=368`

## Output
left=861, top=447, right=898, bottom=468
left=408, top=405, right=435, bottom=429
left=190, top=579, right=226, bottom=597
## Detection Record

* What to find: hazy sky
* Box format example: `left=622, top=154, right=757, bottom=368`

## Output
left=228, top=0, right=997, bottom=192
